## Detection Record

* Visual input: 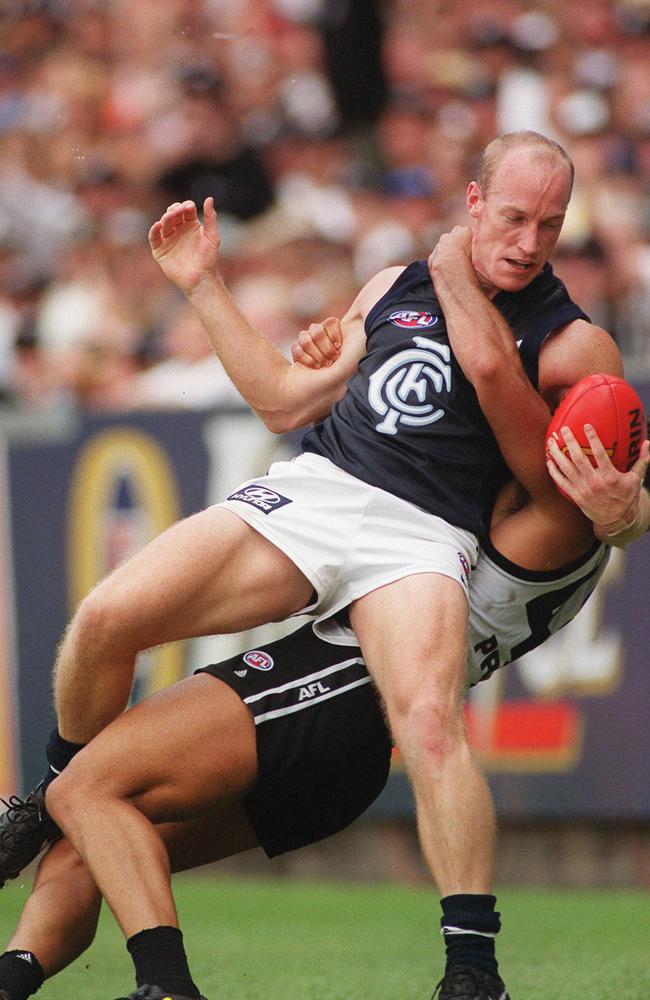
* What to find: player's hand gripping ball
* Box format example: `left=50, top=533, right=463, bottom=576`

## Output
left=546, top=373, right=646, bottom=502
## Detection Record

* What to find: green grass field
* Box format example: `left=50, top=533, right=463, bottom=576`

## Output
left=1, top=874, right=649, bottom=999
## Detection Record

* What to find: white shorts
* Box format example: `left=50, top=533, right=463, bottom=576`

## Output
left=219, top=453, right=478, bottom=630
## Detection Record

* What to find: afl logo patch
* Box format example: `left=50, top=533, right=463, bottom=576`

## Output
left=458, top=552, right=470, bottom=582
left=227, top=484, right=292, bottom=514
left=389, top=310, right=438, bottom=330
left=243, top=650, right=274, bottom=671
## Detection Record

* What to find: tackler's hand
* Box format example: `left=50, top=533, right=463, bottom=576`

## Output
left=547, top=423, right=650, bottom=537
left=428, top=226, right=473, bottom=280
left=291, top=316, right=343, bottom=370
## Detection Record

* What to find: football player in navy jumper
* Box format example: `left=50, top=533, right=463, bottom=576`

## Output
left=1, top=132, right=648, bottom=1000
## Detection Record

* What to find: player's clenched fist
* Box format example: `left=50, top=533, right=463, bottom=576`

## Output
left=148, top=196, right=221, bottom=297
left=291, top=316, right=343, bottom=369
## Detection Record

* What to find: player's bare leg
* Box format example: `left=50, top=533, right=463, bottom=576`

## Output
left=0, top=507, right=313, bottom=891
left=40, top=675, right=262, bottom=999
left=53, top=506, right=314, bottom=744
left=0, top=839, right=99, bottom=997
left=350, top=574, right=494, bottom=892
left=46, top=675, right=257, bottom=935
left=350, top=573, right=508, bottom=999
left=0, top=795, right=261, bottom=998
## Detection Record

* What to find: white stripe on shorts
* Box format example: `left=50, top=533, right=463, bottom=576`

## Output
left=242, top=656, right=370, bottom=725
left=252, top=675, right=374, bottom=725
left=243, top=657, right=365, bottom=705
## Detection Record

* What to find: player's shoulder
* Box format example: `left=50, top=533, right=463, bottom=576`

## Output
left=540, top=318, right=624, bottom=404
left=354, top=265, right=408, bottom=320
left=546, top=318, right=622, bottom=372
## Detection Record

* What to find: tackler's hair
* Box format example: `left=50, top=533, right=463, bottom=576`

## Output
left=477, top=131, right=575, bottom=198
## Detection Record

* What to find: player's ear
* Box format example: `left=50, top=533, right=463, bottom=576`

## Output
left=466, top=181, right=482, bottom=220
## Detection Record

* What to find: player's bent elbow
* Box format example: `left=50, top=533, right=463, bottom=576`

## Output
left=255, top=409, right=287, bottom=434
left=466, top=353, right=504, bottom=390
left=256, top=407, right=305, bottom=434
left=260, top=402, right=328, bottom=434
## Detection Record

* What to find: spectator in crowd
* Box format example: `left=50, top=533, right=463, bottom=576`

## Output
left=130, top=302, right=247, bottom=410
left=1, top=0, right=649, bottom=417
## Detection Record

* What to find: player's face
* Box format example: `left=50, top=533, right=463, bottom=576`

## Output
left=467, top=148, right=572, bottom=297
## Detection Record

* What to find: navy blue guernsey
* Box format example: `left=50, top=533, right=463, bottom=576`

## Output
left=302, top=260, right=589, bottom=537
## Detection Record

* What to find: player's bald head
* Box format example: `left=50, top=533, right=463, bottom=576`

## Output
left=477, top=131, right=574, bottom=200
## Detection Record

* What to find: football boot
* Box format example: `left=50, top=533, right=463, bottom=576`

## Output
left=114, top=987, right=208, bottom=1000
left=433, top=964, right=510, bottom=1000
left=0, top=784, right=61, bottom=887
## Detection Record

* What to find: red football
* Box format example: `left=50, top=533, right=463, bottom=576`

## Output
left=546, top=373, right=646, bottom=499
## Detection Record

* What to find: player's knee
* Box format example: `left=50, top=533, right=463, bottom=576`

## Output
left=44, top=762, right=95, bottom=832
left=43, top=772, right=73, bottom=832
left=394, top=689, right=464, bottom=766
left=70, top=583, right=134, bottom=656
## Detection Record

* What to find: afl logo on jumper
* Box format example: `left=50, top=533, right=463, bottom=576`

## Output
left=243, top=650, right=274, bottom=671
left=368, top=336, right=452, bottom=436
left=389, top=310, right=438, bottom=330
left=227, top=485, right=292, bottom=514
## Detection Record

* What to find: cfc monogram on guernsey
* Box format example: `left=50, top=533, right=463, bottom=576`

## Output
left=303, top=260, right=589, bottom=538
left=368, top=336, right=451, bottom=436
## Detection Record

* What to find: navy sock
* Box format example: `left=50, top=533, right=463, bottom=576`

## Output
left=42, top=729, right=85, bottom=792
left=440, top=894, right=501, bottom=978
left=0, top=950, right=44, bottom=999
left=126, top=926, right=200, bottom=998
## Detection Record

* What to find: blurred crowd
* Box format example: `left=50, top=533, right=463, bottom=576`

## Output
left=1, top=0, right=650, bottom=413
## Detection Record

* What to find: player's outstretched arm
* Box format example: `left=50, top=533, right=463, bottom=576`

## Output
left=547, top=424, right=650, bottom=545
left=149, top=197, right=365, bottom=431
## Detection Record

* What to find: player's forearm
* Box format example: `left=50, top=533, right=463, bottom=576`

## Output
left=431, top=248, right=552, bottom=500
left=187, top=274, right=295, bottom=429
left=434, top=262, right=549, bottom=440
left=433, top=264, right=522, bottom=383
left=188, top=275, right=352, bottom=432
left=594, top=486, right=650, bottom=547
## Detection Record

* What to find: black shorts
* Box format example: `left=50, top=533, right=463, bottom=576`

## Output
left=195, top=624, right=392, bottom=857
